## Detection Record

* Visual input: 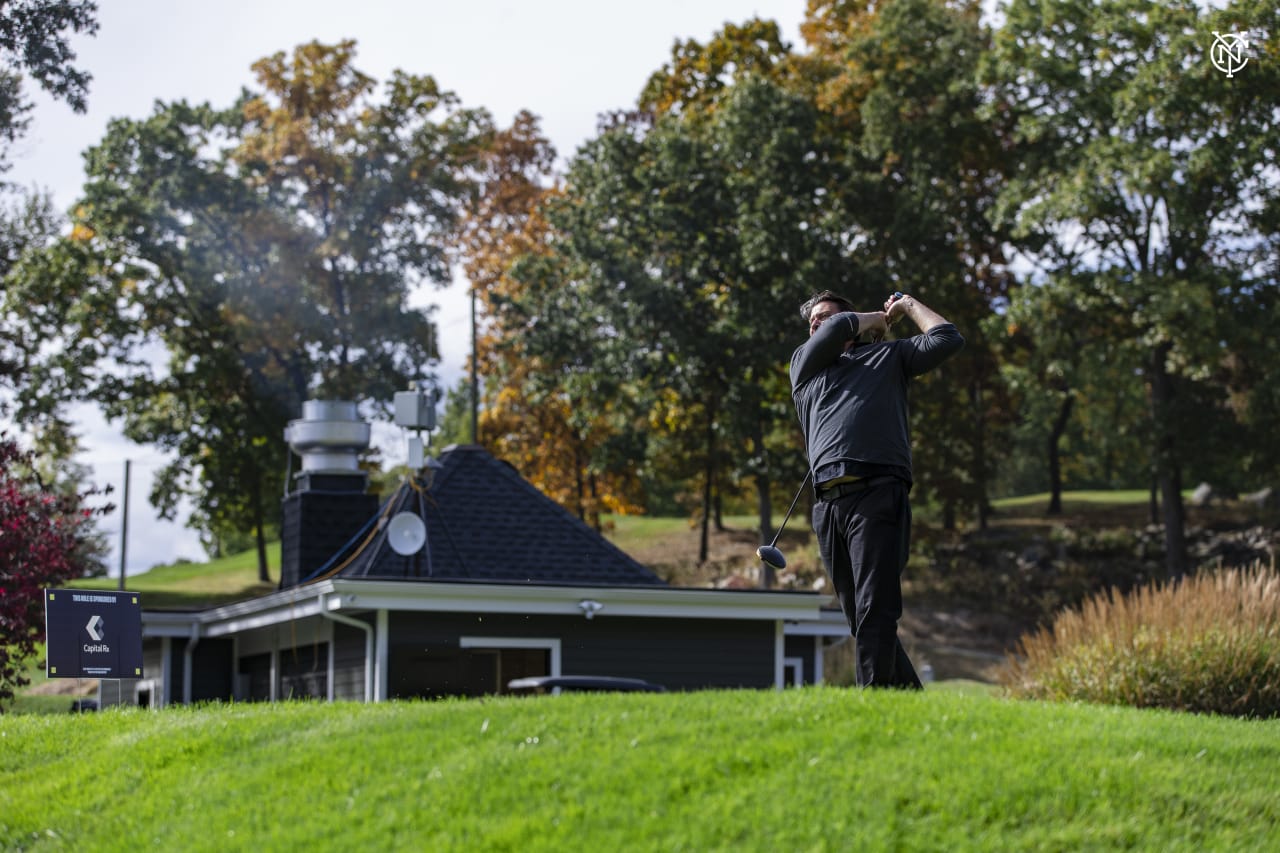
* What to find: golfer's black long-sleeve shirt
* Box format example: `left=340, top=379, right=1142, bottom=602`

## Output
left=790, top=313, right=964, bottom=486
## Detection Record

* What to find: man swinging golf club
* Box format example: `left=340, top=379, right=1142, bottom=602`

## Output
left=789, top=290, right=963, bottom=688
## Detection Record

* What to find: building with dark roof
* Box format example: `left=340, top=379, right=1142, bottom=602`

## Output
left=122, top=403, right=847, bottom=707
left=322, top=445, right=664, bottom=587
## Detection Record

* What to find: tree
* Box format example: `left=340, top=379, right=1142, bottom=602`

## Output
left=0, top=435, right=110, bottom=709
left=453, top=111, right=641, bottom=527
left=5, top=41, right=490, bottom=580
left=519, top=71, right=841, bottom=567
left=984, top=0, right=1280, bottom=577
left=1, top=189, right=62, bottom=415
left=0, top=0, right=98, bottom=173
left=801, top=0, right=1015, bottom=529
left=985, top=270, right=1152, bottom=509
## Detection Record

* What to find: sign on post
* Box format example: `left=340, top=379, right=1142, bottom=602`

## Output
left=45, top=589, right=144, bottom=679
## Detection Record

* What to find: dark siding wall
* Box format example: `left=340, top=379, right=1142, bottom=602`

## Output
left=170, top=638, right=235, bottom=704
left=386, top=611, right=777, bottom=695
left=192, top=639, right=235, bottom=702
left=785, top=635, right=818, bottom=685
left=137, top=639, right=167, bottom=707
left=142, top=640, right=165, bottom=681
left=240, top=653, right=272, bottom=701
left=280, top=642, right=328, bottom=700
left=332, top=621, right=369, bottom=700
left=560, top=617, right=774, bottom=690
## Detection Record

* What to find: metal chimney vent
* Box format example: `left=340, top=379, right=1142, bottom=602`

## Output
left=284, top=400, right=371, bottom=474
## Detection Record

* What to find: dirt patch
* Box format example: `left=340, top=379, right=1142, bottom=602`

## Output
left=24, top=675, right=99, bottom=697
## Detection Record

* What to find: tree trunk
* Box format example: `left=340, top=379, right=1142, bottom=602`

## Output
left=1149, top=345, right=1188, bottom=579
left=252, top=479, right=270, bottom=583
left=588, top=470, right=601, bottom=533
left=699, top=461, right=713, bottom=566
left=751, top=418, right=775, bottom=588
left=699, top=409, right=714, bottom=565
left=970, top=374, right=990, bottom=530
left=1148, top=473, right=1160, bottom=526
left=574, top=448, right=586, bottom=522
left=1046, top=392, right=1074, bottom=515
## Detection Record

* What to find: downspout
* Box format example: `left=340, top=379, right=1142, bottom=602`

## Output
left=160, top=637, right=172, bottom=707
left=182, top=622, right=201, bottom=705
left=376, top=609, right=389, bottom=702
left=774, top=620, right=785, bottom=690
left=318, top=593, right=374, bottom=703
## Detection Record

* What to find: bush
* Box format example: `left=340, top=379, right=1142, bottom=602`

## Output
left=1001, top=560, right=1280, bottom=717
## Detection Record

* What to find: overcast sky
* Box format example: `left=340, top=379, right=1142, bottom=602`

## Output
left=6, top=0, right=809, bottom=576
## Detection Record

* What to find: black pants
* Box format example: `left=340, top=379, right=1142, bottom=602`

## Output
left=812, top=480, right=921, bottom=689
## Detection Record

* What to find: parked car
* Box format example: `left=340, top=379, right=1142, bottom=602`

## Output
left=507, top=675, right=666, bottom=695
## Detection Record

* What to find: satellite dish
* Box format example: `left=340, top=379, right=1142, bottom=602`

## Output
left=387, top=511, right=427, bottom=556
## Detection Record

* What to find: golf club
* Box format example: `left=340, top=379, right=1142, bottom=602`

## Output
left=756, top=469, right=813, bottom=571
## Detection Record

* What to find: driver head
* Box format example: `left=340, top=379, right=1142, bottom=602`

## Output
left=756, top=544, right=787, bottom=571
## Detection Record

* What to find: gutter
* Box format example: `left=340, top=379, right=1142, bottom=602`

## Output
left=318, top=593, right=374, bottom=703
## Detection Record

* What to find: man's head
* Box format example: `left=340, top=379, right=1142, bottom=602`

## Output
left=800, top=290, right=855, bottom=337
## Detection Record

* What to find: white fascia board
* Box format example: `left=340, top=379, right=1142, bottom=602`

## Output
left=784, top=620, right=852, bottom=637
left=326, top=579, right=824, bottom=622
left=197, top=585, right=332, bottom=637
left=141, top=612, right=201, bottom=637
left=141, top=583, right=337, bottom=639
left=142, top=580, right=825, bottom=638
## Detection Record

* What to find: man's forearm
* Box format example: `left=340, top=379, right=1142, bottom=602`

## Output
left=888, top=294, right=950, bottom=333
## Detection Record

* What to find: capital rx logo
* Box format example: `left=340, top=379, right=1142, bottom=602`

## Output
left=1210, top=31, right=1250, bottom=78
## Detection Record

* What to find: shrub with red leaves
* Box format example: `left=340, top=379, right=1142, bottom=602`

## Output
left=0, top=436, right=108, bottom=708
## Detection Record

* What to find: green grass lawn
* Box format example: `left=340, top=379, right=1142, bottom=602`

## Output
left=2, top=688, right=1277, bottom=851
left=69, top=547, right=279, bottom=609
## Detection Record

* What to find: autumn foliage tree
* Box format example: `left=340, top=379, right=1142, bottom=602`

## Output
left=457, top=112, right=643, bottom=526
left=0, top=436, right=110, bottom=708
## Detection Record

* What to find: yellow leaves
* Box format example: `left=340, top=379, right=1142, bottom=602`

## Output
left=648, top=387, right=686, bottom=433
left=69, top=222, right=95, bottom=242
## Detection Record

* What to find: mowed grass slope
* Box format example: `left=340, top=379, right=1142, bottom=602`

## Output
left=3, top=688, right=1279, bottom=851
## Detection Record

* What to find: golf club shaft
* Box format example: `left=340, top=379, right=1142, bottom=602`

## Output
left=769, top=469, right=813, bottom=548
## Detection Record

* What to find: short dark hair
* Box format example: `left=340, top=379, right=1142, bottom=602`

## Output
left=800, top=290, right=855, bottom=322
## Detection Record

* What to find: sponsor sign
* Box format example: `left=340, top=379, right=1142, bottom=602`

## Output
left=45, top=590, right=144, bottom=679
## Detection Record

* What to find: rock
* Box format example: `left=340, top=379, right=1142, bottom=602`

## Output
left=1242, top=487, right=1275, bottom=509
left=1191, top=482, right=1237, bottom=507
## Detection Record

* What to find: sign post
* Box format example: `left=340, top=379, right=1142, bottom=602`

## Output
left=45, top=590, right=144, bottom=680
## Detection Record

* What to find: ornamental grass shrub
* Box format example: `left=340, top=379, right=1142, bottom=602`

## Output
left=1001, top=559, right=1280, bottom=717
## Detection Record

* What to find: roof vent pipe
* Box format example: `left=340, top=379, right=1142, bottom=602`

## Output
left=285, top=400, right=371, bottom=475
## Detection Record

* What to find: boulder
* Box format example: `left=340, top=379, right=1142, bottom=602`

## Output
left=1242, top=487, right=1275, bottom=509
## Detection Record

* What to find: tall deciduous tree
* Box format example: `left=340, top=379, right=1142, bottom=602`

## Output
left=454, top=112, right=641, bottom=527
left=5, top=41, right=489, bottom=579
left=521, top=70, right=841, bottom=567
left=802, top=0, right=1015, bottom=529
left=984, top=0, right=1280, bottom=577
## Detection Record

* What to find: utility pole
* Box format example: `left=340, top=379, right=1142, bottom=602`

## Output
left=118, top=459, right=130, bottom=590
left=470, top=286, right=479, bottom=444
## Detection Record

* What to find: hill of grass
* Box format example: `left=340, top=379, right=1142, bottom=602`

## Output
left=3, top=688, right=1277, bottom=850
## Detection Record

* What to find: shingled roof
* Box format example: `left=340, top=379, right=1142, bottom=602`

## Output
left=334, top=445, right=665, bottom=587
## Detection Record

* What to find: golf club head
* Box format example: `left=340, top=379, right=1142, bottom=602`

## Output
left=756, top=544, right=787, bottom=571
